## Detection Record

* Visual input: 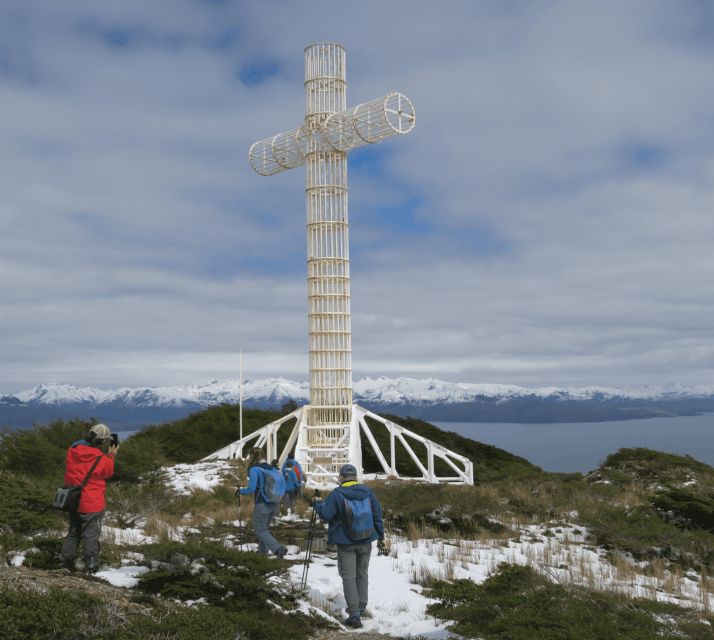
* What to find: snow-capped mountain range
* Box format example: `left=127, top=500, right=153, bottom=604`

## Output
left=2, top=377, right=714, bottom=428
left=6, top=377, right=714, bottom=407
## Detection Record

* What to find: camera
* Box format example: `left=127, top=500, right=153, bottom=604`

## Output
left=110, top=433, right=119, bottom=446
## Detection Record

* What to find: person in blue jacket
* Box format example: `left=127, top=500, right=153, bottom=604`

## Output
left=237, top=447, right=288, bottom=559
left=314, top=464, right=385, bottom=629
left=282, top=461, right=300, bottom=514
left=281, top=452, right=305, bottom=495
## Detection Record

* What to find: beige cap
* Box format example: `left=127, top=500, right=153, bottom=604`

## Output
left=89, top=423, right=111, bottom=440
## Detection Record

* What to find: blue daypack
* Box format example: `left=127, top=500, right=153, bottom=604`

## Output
left=339, top=493, right=376, bottom=541
left=257, top=467, right=286, bottom=503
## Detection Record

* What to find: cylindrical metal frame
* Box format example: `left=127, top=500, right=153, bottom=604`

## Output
left=323, top=92, right=416, bottom=152
left=304, top=43, right=352, bottom=427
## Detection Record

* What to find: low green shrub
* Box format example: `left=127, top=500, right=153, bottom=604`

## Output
left=125, top=406, right=285, bottom=467
left=106, top=477, right=177, bottom=526
left=424, top=564, right=714, bottom=640
left=0, top=587, right=100, bottom=640
left=597, top=448, right=714, bottom=488
left=0, top=583, right=322, bottom=640
left=136, top=540, right=292, bottom=605
left=113, top=430, right=171, bottom=482
left=579, top=503, right=714, bottom=570
left=132, top=540, right=324, bottom=640
left=375, top=481, right=507, bottom=535
left=652, top=488, right=714, bottom=532
left=114, top=604, right=322, bottom=640
left=0, top=420, right=88, bottom=478
left=23, top=536, right=64, bottom=569
left=0, top=470, right=63, bottom=535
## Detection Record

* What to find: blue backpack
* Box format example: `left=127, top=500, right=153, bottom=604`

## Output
left=257, top=467, right=286, bottom=503
left=339, top=492, right=376, bottom=541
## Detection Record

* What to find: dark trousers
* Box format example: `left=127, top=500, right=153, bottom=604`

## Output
left=61, top=510, right=104, bottom=571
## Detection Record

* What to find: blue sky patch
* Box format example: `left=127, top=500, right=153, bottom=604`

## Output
left=620, top=141, right=668, bottom=172
left=238, top=58, right=281, bottom=86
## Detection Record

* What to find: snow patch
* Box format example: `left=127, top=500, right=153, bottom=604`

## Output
left=95, top=565, right=150, bottom=588
left=162, top=460, right=234, bottom=494
left=102, top=526, right=156, bottom=546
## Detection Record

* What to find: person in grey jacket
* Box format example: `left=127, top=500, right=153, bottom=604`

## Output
left=314, top=464, right=385, bottom=629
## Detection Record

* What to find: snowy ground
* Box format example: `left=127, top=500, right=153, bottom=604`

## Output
left=161, top=460, right=235, bottom=494
left=45, top=461, right=711, bottom=637
left=290, top=547, right=450, bottom=638
left=93, top=519, right=713, bottom=637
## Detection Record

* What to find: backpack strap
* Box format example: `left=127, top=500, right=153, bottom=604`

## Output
left=79, top=456, right=103, bottom=489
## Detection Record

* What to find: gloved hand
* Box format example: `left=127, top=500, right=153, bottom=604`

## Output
left=377, top=540, right=389, bottom=556
left=235, top=487, right=244, bottom=497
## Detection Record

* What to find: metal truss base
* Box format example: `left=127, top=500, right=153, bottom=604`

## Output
left=201, top=404, right=473, bottom=486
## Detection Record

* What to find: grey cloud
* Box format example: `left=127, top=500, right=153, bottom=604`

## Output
left=1, top=0, right=713, bottom=393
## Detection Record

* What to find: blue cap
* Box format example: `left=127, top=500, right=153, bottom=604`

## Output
left=339, top=464, right=358, bottom=478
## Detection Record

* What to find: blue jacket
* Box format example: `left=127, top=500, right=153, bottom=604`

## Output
left=283, top=467, right=300, bottom=492
left=315, top=482, right=384, bottom=545
left=239, top=463, right=278, bottom=504
left=282, top=458, right=304, bottom=485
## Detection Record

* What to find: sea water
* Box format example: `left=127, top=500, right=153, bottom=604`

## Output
left=433, top=414, right=714, bottom=473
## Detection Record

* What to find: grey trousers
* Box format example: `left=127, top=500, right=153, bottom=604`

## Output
left=252, top=501, right=282, bottom=555
left=61, top=510, right=104, bottom=570
left=282, top=490, right=296, bottom=510
left=337, top=542, right=372, bottom=616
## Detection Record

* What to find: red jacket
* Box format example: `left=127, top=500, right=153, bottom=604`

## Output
left=63, top=440, right=115, bottom=513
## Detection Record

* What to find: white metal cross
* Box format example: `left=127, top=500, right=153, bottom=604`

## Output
left=205, top=43, right=472, bottom=485
left=249, top=43, right=415, bottom=431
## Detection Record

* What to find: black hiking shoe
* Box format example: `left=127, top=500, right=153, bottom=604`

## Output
left=345, top=615, right=362, bottom=629
left=275, top=546, right=288, bottom=560
left=61, top=559, right=77, bottom=572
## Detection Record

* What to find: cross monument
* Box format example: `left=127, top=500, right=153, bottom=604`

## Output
left=204, top=43, right=472, bottom=486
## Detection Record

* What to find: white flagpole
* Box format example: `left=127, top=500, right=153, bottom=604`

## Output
left=239, top=350, right=243, bottom=444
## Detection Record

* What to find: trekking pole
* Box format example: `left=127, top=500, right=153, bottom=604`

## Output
left=300, top=490, right=320, bottom=590
left=235, top=490, right=243, bottom=551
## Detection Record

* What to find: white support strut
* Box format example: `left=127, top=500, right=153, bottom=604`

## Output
left=203, top=405, right=474, bottom=485
left=205, top=43, right=472, bottom=486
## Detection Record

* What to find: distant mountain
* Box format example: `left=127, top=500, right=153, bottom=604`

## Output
left=2, top=377, right=714, bottom=429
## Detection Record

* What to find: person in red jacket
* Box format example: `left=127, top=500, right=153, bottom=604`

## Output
left=60, top=423, right=118, bottom=573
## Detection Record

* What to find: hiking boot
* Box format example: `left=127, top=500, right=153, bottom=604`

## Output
left=61, top=558, right=76, bottom=572
left=275, top=546, right=288, bottom=560
left=345, top=615, right=362, bottom=629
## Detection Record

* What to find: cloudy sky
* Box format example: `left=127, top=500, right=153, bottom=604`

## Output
left=1, top=0, right=713, bottom=393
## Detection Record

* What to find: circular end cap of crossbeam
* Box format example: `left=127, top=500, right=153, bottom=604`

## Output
left=383, top=92, right=416, bottom=135
left=248, top=139, right=280, bottom=176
